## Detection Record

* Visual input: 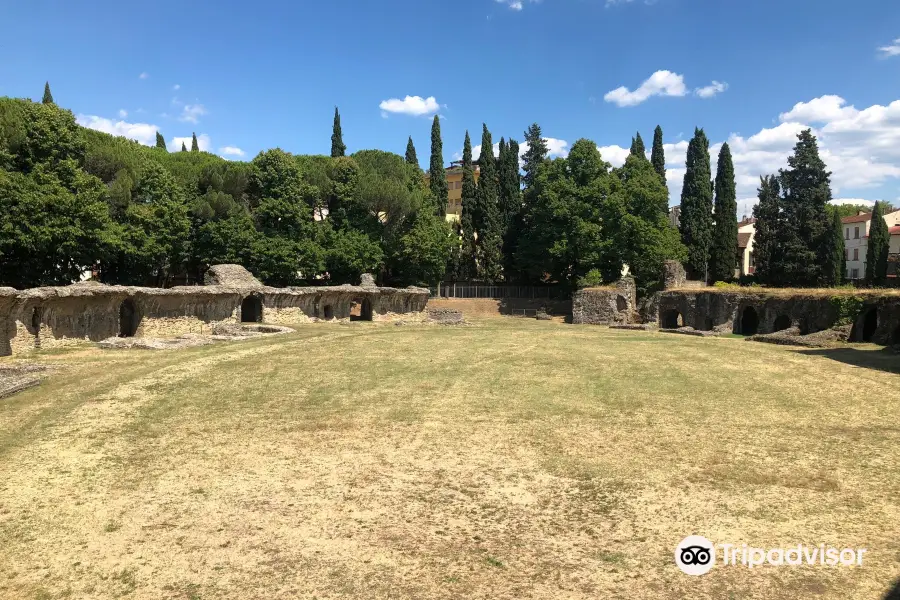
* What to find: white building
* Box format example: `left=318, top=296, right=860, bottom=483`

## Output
left=841, top=209, right=900, bottom=280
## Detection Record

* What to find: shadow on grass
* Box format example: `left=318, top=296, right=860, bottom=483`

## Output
left=797, top=346, right=900, bottom=375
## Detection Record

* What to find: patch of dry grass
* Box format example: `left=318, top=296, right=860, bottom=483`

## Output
left=0, top=319, right=898, bottom=599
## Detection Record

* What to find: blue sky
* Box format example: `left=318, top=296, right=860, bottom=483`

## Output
left=2, top=0, right=900, bottom=213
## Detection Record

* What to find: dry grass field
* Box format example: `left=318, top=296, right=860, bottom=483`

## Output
left=0, top=318, right=898, bottom=599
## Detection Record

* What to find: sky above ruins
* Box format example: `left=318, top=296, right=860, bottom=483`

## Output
left=2, top=0, right=899, bottom=214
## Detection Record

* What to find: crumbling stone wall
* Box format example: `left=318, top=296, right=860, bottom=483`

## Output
left=572, top=277, right=637, bottom=325
left=0, top=266, right=429, bottom=357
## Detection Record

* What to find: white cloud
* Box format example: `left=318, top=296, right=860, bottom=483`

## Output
left=877, top=38, right=900, bottom=58
left=218, top=146, right=245, bottom=157
left=597, top=145, right=630, bottom=167
left=778, top=95, right=855, bottom=123
left=496, top=0, right=523, bottom=8
left=117, top=109, right=128, bottom=118
left=378, top=95, right=440, bottom=117
left=139, top=72, right=149, bottom=79
left=179, top=104, right=207, bottom=124
left=170, top=134, right=211, bottom=153
left=831, top=198, right=876, bottom=207
left=604, top=70, right=687, bottom=107
left=695, top=81, right=728, bottom=99
left=76, top=115, right=159, bottom=146
left=173, top=84, right=181, bottom=90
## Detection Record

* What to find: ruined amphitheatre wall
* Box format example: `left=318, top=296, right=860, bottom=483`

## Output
left=0, top=266, right=429, bottom=357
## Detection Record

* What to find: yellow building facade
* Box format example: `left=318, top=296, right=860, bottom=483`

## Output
left=425, top=163, right=480, bottom=222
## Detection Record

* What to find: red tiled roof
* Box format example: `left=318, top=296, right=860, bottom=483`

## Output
left=841, top=213, right=872, bottom=224
left=737, top=217, right=756, bottom=227
left=737, top=232, right=752, bottom=248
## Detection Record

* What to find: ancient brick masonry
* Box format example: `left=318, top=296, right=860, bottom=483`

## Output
left=571, top=277, right=637, bottom=325
left=0, top=266, right=429, bottom=357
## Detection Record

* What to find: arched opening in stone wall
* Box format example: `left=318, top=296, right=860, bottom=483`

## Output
left=241, top=296, right=263, bottom=323
left=119, top=299, right=139, bottom=337
left=773, top=315, right=792, bottom=332
left=701, top=317, right=714, bottom=331
left=862, top=308, right=878, bottom=343
left=323, top=305, right=334, bottom=320
left=350, top=297, right=373, bottom=321
left=616, top=295, right=627, bottom=312
left=891, top=324, right=900, bottom=346
left=739, top=306, right=759, bottom=336
left=661, top=309, right=683, bottom=329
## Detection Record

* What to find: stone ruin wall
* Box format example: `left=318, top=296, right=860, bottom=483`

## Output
left=571, top=277, right=638, bottom=325
left=0, top=265, right=429, bottom=357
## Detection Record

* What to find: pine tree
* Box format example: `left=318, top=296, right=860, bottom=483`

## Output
left=405, top=136, right=418, bottom=167
left=458, top=131, right=478, bottom=279
left=822, top=208, right=845, bottom=286
left=181, top=141, right=187, bottom=152
left=475, top=124, right=503, bottom=281
left=191, top=133, right=199, bottom=152
left=778, top=129, right=832, bottom=285
left=651, top=125, right=666, bottom=186
left=866, top=201, right=890, bottom=284
left=679, top=128, right=714, bottom=280
left=629, top=132, right=646, bottom=159
left=429, top=115, right=448, bottom=217
left=42, top=82, right=54, bottom=105
left=710, top=143, right=737, bottom=282
left=155, top=131, right=167, bottom=151
left=331, top=107, right=346, bottom=158
left=752, top=175, right=781, bottom=284
left=521, top=123, right=548, bottom=191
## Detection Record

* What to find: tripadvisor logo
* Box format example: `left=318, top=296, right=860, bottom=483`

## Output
left=675, top=535, right=868, bottom=575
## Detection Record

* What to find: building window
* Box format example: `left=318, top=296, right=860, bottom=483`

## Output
left=749, top=252, right=755, bottom=268
left=851, top=268, right=859, bottom=279
left=853, top=248, right=859, bottom=261
left=854, top=226, right=860, bottom=239
left=845, top=249, right=849, bottom=261
left=845, top=227, right=849, bottom=240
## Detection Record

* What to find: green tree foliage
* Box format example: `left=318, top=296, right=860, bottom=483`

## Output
left=822, top=208, right=845, bottom=286
left=629, top=132, right=646, bottom=159
left=521, top=123, right=548, bottom=191
left=777, top=129, right=832, bottom=286
left=191, top=133, right=199, bottom=152
left=42, top=82, right=54, bottom=105
left=751, top=175, right=781, bottom=284
left=405, top=136, right=418, bottom=168
left=600, top=155, right=686, bottom=295
left=828, top=203, right=876, bottom=219
left=651, top=125, right=666, bottom=187
left=391, top=209, right=453, bottom=286
left=331, top=107, right=346, bottom=158
left=679, top=128, right=714, bottom=279
left=155, top=131, right=166, bottom=150
left=866, top=200, right=890, bottom=284
left=710, top=143, right=737, bottom=282
left=428, top=115, right=447, bottom=217
left=456, top=131, right=478, bottom=280
left=474, top=124, right=503, bottom=281
left=181, top=141, right=187, bottom=152
left=325, top=226, right=383, bottom=284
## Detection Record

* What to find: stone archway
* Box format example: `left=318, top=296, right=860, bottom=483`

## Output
left=241, top=296, right=263, bottom=323
left=323, top=305, right=334, bottom=320
left=862, top=308, right=878, bottom=343
left=739, top=306, right=759, bottom=336
left=661, top=309, right=683, bottom=329
left=773, top=315, right=792, bottom=332
left=119, top=298, right=139, bottom=337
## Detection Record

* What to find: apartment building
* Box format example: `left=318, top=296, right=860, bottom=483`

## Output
left=424, top=162, right=480, bottom=222
left=737, top=217, right=756, bottom=277
left=842, top=209, right=900, bottom=280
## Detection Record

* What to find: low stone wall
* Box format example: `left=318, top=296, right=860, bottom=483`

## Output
left=571, top=278, right=637, bottom=325
left=657, top=289, right=900, bottom=346
left=0, top=266, right=429, bottom=357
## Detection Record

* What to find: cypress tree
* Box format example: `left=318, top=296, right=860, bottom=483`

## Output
left=521, top=123, right=548, bottom=191
left=629, top=132, right=646, bottom=159
left=155, top=131, right=167, bottom=151
left=651, top=125, right=666, bottom=186
left=429, top=115, right=448, bottom=217
left=710, top=143, right=737, bottom=282
left=405, top=136, right=418, bottom=167
left=42, top=82, right=54, bottom=105
left=778, top=129, right=832, bottom=285
left=459, top=131, right=478, bottom=279
left=331, top=107, right=346, bottom=158
left=191, top=133, right=199, bottom=152
left=752, top=175, right=781, bottom=284
left=181, top=141, right=187, bottom=152
left=822, top=208, right=846, bottom=286
left=866, top=201, right=890, bottom=285
left=498, top=137, right=521, bottom=232
left=679, top=128, right=714, bottom=280
left=475, top=124, right=503, bottom=281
